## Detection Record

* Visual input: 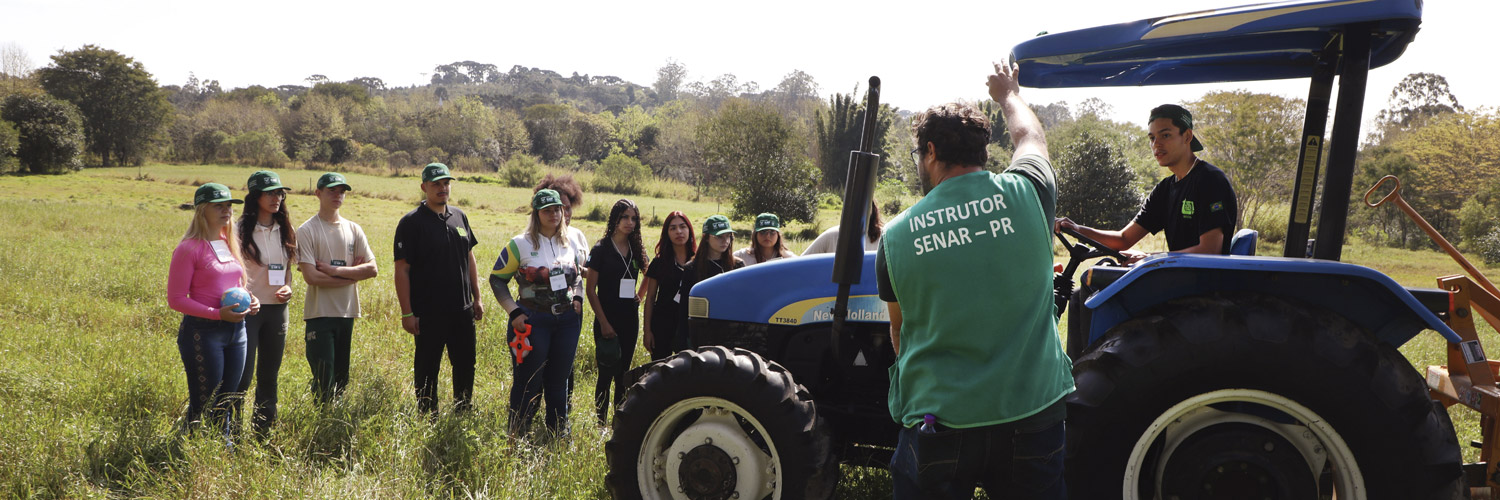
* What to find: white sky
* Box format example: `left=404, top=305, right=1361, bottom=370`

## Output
left=7, top=0, right=1496, bottom=130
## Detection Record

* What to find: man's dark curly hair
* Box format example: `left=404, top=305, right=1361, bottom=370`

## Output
left=912, top=103, right=992, bottom=167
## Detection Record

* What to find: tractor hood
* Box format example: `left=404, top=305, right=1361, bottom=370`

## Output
left=1013, top=0, right=1422, bottom=88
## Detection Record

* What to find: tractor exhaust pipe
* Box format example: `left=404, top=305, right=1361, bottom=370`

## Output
left=829, top=76, right=882, bottom=362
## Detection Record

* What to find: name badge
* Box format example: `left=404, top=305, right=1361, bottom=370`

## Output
left=619, top=278, right=636, bottom=299
left=549, top=268, right=568, bottom=291
left=675, top=290, right=682, bottom=303
left=331, top=259, right=347, bottom=266
left=210, top=240, right=234, bottom=263
left=268, top=263, right=286, bottom=286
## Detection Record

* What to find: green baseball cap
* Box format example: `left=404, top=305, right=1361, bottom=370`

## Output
left=246, top=170, right=287, bottom=192
left=422, top=163, right=455, bottom=183
left=532, top=189, right=563, bottom=210
left=193, top=183, right=243, bottom=206
left=702, top=215, right=733, bottom=236
left=317, top=172, right=351, bottom=191
left=754, top=213, right=781, bottom=232
left=1148, top=104, right=1204, bottom=152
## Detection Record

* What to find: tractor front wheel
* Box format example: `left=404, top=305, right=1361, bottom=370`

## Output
left=605, top=346, right=836, bottom=500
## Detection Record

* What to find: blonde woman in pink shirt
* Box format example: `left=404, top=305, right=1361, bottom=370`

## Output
left=167, top=183, right=259, bottom=437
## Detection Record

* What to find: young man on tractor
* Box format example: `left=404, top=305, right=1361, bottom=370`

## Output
left=1056, top=104, right=1238, bottom=261
left=875, top=60, right=1073, bottom=499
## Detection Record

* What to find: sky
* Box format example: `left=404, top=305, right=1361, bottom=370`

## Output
left=7, top=0, right=1496, bottom=131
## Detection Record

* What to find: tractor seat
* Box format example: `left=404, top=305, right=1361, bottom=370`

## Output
left=1229, top=228, right=1258, bottom=256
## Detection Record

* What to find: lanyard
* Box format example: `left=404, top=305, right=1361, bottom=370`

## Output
left=614, top=239, right=633, bottom=280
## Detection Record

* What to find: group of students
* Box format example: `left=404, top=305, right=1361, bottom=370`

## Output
left=164, top=163, right=847, bottom=441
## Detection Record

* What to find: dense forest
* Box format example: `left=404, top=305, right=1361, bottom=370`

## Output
left=0, top=43, right=1496, bottom=260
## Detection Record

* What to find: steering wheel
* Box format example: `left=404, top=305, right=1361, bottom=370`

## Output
left=1055, top=225, right=1127, bottom=265
left=1051, top=224, right=1127, bottom=320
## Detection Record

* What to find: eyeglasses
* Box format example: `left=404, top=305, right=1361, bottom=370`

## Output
left=910, top=146, right=924, bottom=167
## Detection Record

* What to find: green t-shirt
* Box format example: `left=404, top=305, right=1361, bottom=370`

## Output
left=876, top=154, right=1074, bottom=428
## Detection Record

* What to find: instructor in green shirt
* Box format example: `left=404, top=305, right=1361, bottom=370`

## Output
left=876, top=60, right=1074, bottom=499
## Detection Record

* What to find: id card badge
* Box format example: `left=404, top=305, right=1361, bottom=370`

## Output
left=619, top=279, right=636, bottom=299
left=210, top=240, right=234, bottom=263
left=549, top=268, right=568, bottom=291
left=675, top=290, right=682, bottom=303
left=331, top=259, right=347, bottom=266
left=268, top=264, right=287, bottom=286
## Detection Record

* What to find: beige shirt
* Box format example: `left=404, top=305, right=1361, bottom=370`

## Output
left=801, top=226, right=881, bottom=255
left=733, top=247, right=797, bottom=266
left=246, top=222, right=292, bottom=304
left=296, top=214, right=374, bottom=319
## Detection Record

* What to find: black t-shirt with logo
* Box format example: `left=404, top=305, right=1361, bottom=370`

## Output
left=587, top=239, right=642, bottom=309
left=1133, top=160, right=1237, bottom=254
left=393, top=202, right=479, bottom=316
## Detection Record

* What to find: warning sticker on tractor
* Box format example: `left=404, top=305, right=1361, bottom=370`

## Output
left=1462, top=340, right=1485, bottom=365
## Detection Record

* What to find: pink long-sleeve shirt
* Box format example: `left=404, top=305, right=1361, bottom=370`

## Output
left=168, top=238, right=245, bottom=320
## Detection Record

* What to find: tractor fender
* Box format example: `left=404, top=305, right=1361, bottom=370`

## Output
left=1081, top=253, right=1458, bottom=349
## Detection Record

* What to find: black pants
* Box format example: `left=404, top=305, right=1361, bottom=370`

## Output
left=647, top=301, right=678, bottom=361
left=413, top=309, right=476, bottom=414
left=235, top=303, right=287, bottom=436
left=594, top=301, right=639, bottom=425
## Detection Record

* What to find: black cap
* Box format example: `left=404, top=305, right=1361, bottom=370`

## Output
left=1149, top=104, right=1204, bottom=152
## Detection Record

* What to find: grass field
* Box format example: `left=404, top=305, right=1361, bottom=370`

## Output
left=1, top=163, right=1496, bottom=498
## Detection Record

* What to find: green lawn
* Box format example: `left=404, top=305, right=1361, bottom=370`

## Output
left=2, top=164, right=1497, bottom=497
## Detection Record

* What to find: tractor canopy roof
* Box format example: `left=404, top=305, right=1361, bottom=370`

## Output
left=1013, top=0, right=1422, bottom=88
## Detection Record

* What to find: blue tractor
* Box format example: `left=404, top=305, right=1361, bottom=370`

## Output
left=606, top=1, right=1498, bottom=498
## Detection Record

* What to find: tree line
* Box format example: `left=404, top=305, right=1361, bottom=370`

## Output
left=0, top=44, right=1494, bottom=259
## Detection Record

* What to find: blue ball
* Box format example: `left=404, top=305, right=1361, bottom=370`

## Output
left=221, top=287, right=252, bottom=313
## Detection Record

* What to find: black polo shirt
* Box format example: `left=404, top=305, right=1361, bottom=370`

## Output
left=393, top=201, right=479, bottom=316
left=1134, top=159, right=1237, bottom=254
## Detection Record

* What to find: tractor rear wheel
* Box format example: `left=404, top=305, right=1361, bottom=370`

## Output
left=1066, top=293, right=1465, bottom=499
left=605, top=346, right=836, bottom=500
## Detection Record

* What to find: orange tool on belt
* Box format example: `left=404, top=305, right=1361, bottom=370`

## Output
left=510, top=323, right=534, bottom=363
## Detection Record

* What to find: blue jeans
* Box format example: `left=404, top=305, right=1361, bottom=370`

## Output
left=177, top=315, right=247, bottom=429
left=891, top=411, right=1067, bottom=500
left=507, top=306, right=581, bottom=436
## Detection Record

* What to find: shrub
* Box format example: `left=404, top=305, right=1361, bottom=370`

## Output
left=452, top=155, right=486, bottom=172
left=1480, top=228, right=1500, bottom=266
left=387, top=150, right=412, bottom=169
left=357, top=144, right=390, bottom=168
left=1459, top=195, right=1497, bottom=250
left=231, top=131, right=289, bottom=169
left=501, top=154, right=542, bottom=188
left=583, top=204, right=608, bottom=222
left=192, top=129, right=229, bottom=163
left=592, top=153, right=651, bottom=194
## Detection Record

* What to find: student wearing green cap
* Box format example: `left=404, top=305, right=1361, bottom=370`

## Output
left=1055, top=103, right=1238, bottom=259
left=295, top=172, right=377, bottom=403
left=675, top=215, right=744, bottom=350
left=734, top=213, right=797, bottom=265
left=233, top=170, right=296, bottom=438
left=393, top=163, right=484, bottom=416
left=168, top=183, right=258, bottom=436
left=584, top=199, right=647, bottom=426
left=491, top=189, right=587, bottom=437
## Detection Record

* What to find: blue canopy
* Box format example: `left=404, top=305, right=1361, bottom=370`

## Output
left=1013, top=0, right=1422, bottom=88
